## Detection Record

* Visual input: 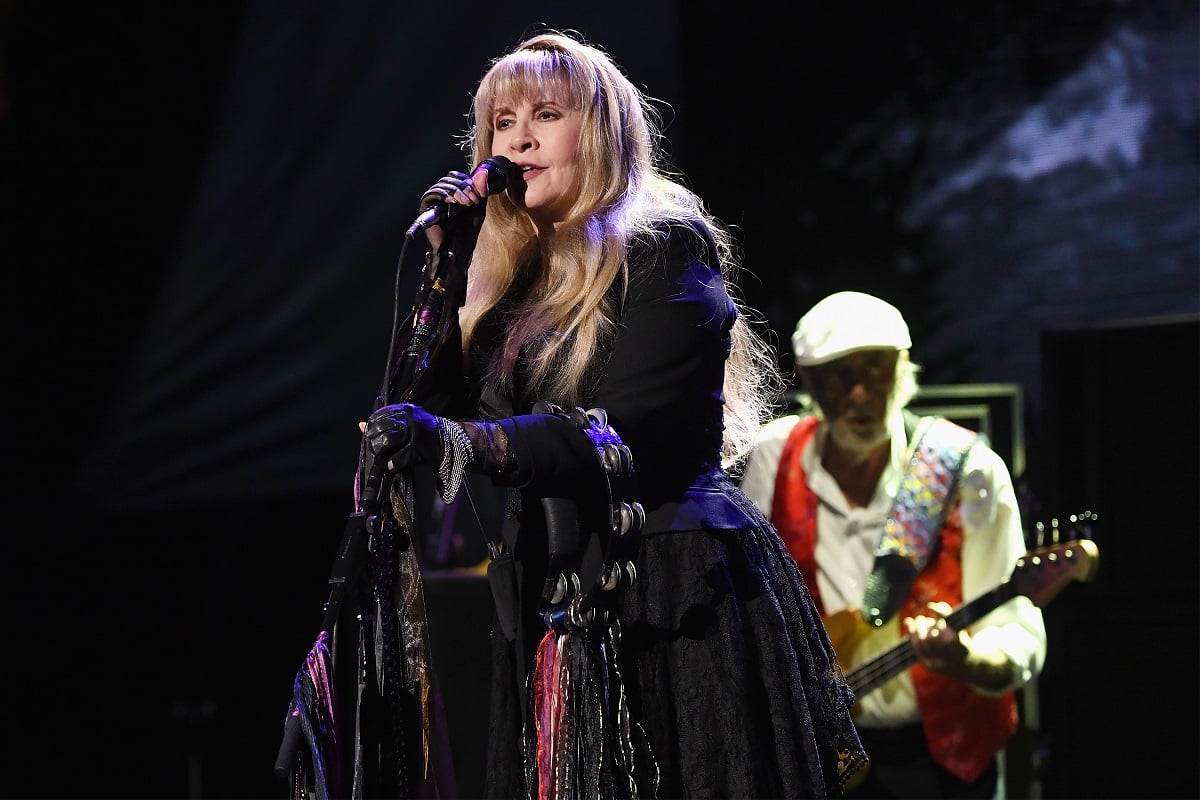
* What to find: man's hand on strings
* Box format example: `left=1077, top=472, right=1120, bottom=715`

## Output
left=905, top=601, right=968, bottom=676
left=905, top=600, right=1015, bottom=690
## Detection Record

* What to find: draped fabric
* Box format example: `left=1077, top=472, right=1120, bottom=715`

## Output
left=282, top=484, right=452, bottom=799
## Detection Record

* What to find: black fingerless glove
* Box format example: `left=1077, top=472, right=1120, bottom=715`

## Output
left=364, top=403, right=519, bottom=501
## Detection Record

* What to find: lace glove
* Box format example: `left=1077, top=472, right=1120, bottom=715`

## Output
left=364, top=403, right=515, bottom=503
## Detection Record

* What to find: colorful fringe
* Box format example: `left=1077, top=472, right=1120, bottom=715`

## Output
left=289, top=630, right=342, bottom=799
left=530, top=619, right=654, bottom=800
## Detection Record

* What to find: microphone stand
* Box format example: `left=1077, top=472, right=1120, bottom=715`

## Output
left=275, top=203, right=483, bottom=798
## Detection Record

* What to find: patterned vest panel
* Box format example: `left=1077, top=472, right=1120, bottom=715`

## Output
left=770, top=415, right=1017, bottom=784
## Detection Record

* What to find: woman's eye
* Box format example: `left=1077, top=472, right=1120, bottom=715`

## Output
left=495, top=118, right=512, bottom=130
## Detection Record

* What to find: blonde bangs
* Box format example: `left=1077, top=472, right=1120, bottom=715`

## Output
left=472, top=47, right=586, bottom=157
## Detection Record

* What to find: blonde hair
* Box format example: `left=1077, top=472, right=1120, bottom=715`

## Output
left=459, top=31, right=781, bottom=468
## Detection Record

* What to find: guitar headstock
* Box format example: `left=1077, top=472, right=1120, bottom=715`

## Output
left=1032, top=509, right=1099, bottom=548
left=1009, top=537, right=1100, bottom=607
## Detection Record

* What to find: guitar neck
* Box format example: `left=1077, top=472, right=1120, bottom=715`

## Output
left=846, top=582, right=1018, bottom=697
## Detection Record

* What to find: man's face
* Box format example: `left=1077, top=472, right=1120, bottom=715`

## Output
left=800, top=348, right=899, bottom=455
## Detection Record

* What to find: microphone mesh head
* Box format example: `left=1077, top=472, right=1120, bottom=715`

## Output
left=481, top=156, right=521, bottom=193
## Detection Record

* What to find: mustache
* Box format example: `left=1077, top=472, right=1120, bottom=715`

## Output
left=838, top=405, right=885, bottom=420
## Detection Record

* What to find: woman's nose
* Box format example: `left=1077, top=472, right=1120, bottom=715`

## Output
left=508, top=123, right=535, bottom=151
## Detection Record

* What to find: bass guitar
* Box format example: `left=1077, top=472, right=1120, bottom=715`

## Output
left=825, top=537, right=1100, bottom=700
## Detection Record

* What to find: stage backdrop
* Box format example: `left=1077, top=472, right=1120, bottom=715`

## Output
left=6, top=1, right=1197, bottom=797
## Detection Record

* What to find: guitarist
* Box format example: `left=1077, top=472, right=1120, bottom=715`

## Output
left=740, top=291, right=1047, bottom=799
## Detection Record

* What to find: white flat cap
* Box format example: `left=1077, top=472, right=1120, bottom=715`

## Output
left=791, top=291, right=912, bottom=366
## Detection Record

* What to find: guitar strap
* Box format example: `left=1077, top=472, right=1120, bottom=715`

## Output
left=861, top=413, right=979, bottom=627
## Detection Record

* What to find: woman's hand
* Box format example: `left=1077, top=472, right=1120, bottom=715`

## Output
left=414, top=168, right=488, bottom=251
left=360, top=403, right=446, bottom=472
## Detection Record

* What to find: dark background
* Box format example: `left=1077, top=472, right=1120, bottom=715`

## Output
left=4, top=1, right=1197, bottom=798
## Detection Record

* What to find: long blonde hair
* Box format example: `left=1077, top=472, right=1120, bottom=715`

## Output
left=459, top=31, right=781, bottom=468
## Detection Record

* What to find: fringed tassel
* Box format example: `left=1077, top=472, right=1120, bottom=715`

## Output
left=605, top=620, right=657, bottom=799
left=569, top=630, right=603, bottom=799
left=528, top=620, right=656, bottom=800
left=533, top=630, right=564, bottom=800
left=291, top=630, right=342, bottom=800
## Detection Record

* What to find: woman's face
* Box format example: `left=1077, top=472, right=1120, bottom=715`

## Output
left=490, top=95, right=583, bottom=229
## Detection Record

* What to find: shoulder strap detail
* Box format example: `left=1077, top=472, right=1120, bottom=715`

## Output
left=861, top=417, right=979, bottom=627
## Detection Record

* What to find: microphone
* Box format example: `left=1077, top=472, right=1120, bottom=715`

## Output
left=406, top=155, right=521, bottom=238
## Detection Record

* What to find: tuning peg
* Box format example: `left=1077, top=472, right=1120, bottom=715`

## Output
left=1080, top=510, right=1097, bottom=539
left=1034, top=521, right=1046, bottom=549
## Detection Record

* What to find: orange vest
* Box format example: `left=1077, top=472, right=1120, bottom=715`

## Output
left=771, top=416, right=1016, bottom=784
